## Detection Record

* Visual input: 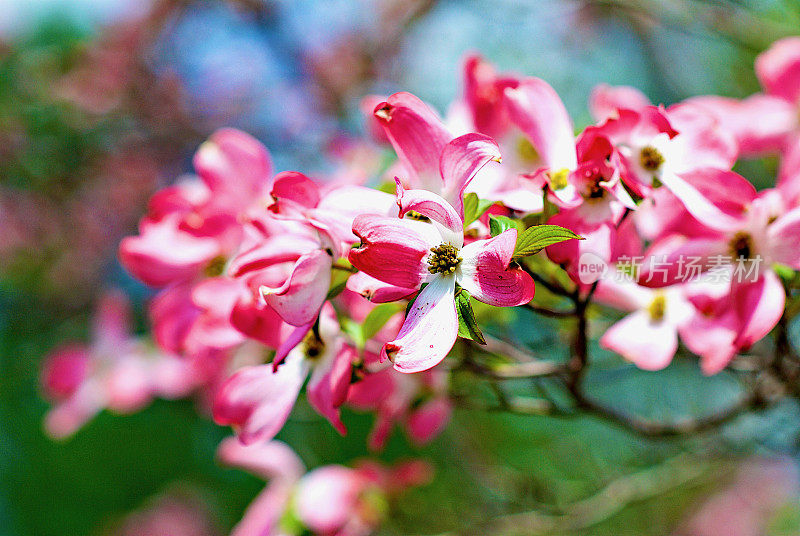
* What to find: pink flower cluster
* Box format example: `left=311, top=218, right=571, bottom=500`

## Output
left=218, top=439, right=430, bottom=536
left=40, top=35, right=800, bottom=536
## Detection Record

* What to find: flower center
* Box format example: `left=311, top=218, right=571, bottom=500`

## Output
left=302, top=331, right=325, bottom=360
left=203, top=255, right=227, bottom=277
left=639, top=145, right=664, bottom=171
left=405, top=210, right=430, bottom=222
left=516, top=137, right=539, bottom=164
left=427, top=243, right=462, bottom=275
left=728, top=231, right=754, bottom=260
left=548, top=168, right=570, bottom=191
left=647, top=294, right=666, bottom=322
left=581, top=166, right=606, bottom=199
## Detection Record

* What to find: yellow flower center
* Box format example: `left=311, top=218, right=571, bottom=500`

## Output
left=647, top=294, right=667, bottom=322
left=427, top=243, right=462, bottom=275
left=640, top=145, right=665, bottom=171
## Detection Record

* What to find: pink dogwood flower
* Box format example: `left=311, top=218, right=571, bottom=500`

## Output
left=349, top=183, right=535, bottom=372
left=218, top=438, right=431, bottom=536
left=596, top=276, right=698, bottom=371
left=687, top=37, right=800, bottom=157
left=41, top=291, right=199, bottom=438
left=372, top=91, right=502, bottom=215
left=212, top=304, right=354, bottom=444
left=348, top=357, right=452, bottom=450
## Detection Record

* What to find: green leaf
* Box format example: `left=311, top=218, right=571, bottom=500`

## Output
left=774, top=263, right=796, bottom=282
left=463, top=192, right=496, bottom=226
left=489, top=215, right=519, bottom=237
left=362, top=302, right=403, bottom=340
left=341, top=318, right=364, bottom=348
left=455, top=287, right=486, bottom=345
left=513, top=224, right=582, bottom=259
left=326, top=267, right=351, bottom=300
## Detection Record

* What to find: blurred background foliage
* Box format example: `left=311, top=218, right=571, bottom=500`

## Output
left=2, top=1, right=800, bottom=535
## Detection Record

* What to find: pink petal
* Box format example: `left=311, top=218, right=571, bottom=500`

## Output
left=395, top=180, right=463, bottom=243
left=295, top=466, right=364, bottom=534
left=733, top=270, right=785, bottom=348
left=383, top=275, right=458, bottom=373
left=44, top=382, right=104, bottom=439
left=756, top=36, right=800, bottom=103
left=687, top=168, right=756, bottom=216
left=317, top=185, right=397, bottom=228
left=594, top=278, right=653, bottom=312
left=778, top=139, right=800, bottom=204
left=273, top=320, right=313, bottom=370
left=230, top=298, right=288, bottom=350
left=119, top=216, right=220, bottom=287
left=345, top=272, right=417, bottom=303
left=406, top=396, right=452, bottom=444
left=193, top=128, right=273, bottom=211
left=458, top=230, right=536, bottom=306
left=217, top=437, right=305, bottom=482
left=307, top=344, right=355, bottom=435
left=259, top=249, right=332, bottom=326
left=679, top=314, right=738, bottom=375
left=185, top=277, right=246, bottom=351
left=349, top=214, right=439, bottom=289
left=212, top=356, right=308, bottom=445
left=270, top=171, right=321, bottom=209
left=589, top=83, right=651, bottom=121
left=503, top=78, right=577, bottom=172
left=659, top=170, right=750, bottom=233
left=374, top=92, right=452, bottom=190
left=149, top=283, right=200, bottom=355
left=92, top=290, right=132, bottom=352
left=439, top=133, right=501, bottom=213
left=41, top=345, right=91, bottom=401
left=637, top=235, right=728, bottom=288
left=767, top=206, right=800, bottom=269
left=462, top=54, right=516, bottom=138
left=687, top=94, right=797, bottom=156
left=600, top=310, right=678, bottom=371
left=666, top=103, right=739, bottom=170
left=219, top=439, right=303, bottom=536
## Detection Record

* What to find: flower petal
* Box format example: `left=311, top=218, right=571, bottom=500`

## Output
left=756, top=36, right=800, bottom=104
left=733, top=270, right=785, bottom=348
left=217, top=437, right=304, bottom=482
left=395, top=180, right=463, bottom=245
left=270, top=171, right=320, bottom=209
left=600, top=310, right=678, bottom=371
left=307, top=344, right=355, bottom=435
left=767, top=206, right=800, bottom=269
left=503, top=78, right=577, bottom=172
left=259, top=249, right=332, bottom=326
left=345, top=272, right=417, bottom=303
left=349, top=214, right=439, bottom=289
left=659, top=170, right=751, bottom=233
left=212, top=355, right=309, bottom=445
left=374, top=92, right=452, bottom=190
left=439, top=133, right=501, bottom=214
left=458, top=230, right=535, bottom=306
left=384, top=275, right=458, bottom=373
left=193, top=128, right=273, bottom=211
left=589, top=83, right=651, bottom=121
left=119, top=216, right=220, bottom=287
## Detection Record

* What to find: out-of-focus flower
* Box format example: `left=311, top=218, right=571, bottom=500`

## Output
left=218, top=437, right=431, bottom=536
left=674, top=458, right=799, bottom=536
left=113, top=488, right=219, bottom=536
left=41, top=290, right=199, bottom=439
